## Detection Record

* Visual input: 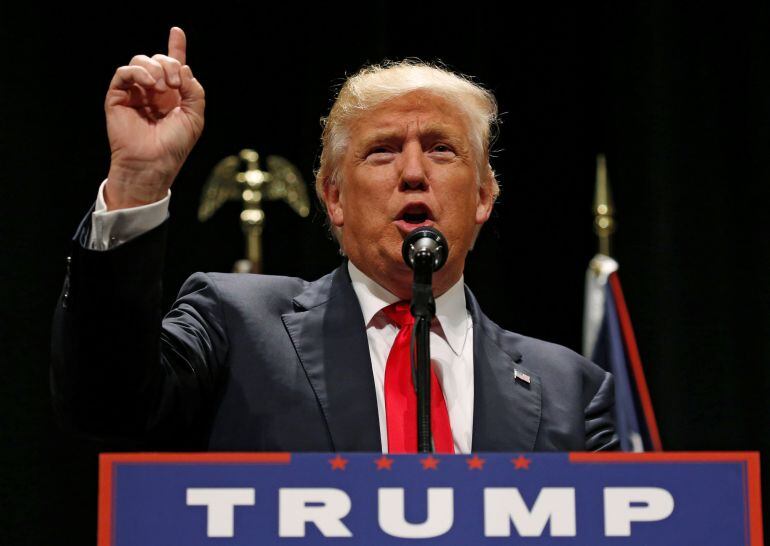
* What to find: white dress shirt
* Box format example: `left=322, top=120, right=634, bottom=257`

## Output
left=88, top=180, right=475, bottom=453
left=89, top=179, right=170, bottom=250
left=348, top=261, right=474, bottom=453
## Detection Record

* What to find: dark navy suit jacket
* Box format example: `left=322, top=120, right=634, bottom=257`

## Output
left=51, top=217, right=618, bottom=452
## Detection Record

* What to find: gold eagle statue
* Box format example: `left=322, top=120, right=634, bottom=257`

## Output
left=198, top=149, right=310, bottom=273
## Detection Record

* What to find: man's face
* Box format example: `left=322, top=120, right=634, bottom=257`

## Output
left=324, top=90, right=495, bottom=298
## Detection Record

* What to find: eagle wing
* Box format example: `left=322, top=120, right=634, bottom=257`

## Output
left=266, top=155, right=311, bottom=217
left=198, top=155, right=242, bottom=221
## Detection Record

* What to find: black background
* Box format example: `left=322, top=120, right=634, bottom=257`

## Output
left=2, top=2, right=768, bottom=543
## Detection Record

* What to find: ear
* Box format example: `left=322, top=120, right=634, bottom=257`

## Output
left=322, top=177, right=345, bottom=227
left=475, top=166, right=498, bottom=225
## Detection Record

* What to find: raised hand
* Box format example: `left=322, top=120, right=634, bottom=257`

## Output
left=103, top=27, right=205, bottom=210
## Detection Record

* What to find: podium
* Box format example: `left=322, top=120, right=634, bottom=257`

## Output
left=98, top=452, right=762, bottom=545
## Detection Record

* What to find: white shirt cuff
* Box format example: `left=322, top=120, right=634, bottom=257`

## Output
left=88, top=179, right=170, bottom=250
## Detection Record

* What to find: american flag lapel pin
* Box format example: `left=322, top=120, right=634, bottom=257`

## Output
left=514, top=369, right=531, bottom=385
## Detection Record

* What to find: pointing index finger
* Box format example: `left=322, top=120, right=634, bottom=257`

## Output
left=168, top=26, right=187, bottom=65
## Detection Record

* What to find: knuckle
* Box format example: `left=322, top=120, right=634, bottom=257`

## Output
left=153, top=54, right=180, bottom=68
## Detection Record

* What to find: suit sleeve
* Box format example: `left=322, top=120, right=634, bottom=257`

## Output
left=50, top=211, right=227, bottom=448
left=584, top=370, right=620, bottom=451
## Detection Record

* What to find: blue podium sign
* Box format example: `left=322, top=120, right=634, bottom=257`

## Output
left=98, top=452, right=762, bottom=545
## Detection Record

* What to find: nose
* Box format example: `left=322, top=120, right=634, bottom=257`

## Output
left=400, top=141, right=428, bottom=191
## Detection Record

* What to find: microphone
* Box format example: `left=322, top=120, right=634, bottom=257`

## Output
left=401, top=227, right=449, bottom=321
left=401, top=226, right=449, bottom=453
left=401, top=226, right=449, bottom=273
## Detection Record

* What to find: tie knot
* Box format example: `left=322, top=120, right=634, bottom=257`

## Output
left=381, top=301, right=414, bottom=328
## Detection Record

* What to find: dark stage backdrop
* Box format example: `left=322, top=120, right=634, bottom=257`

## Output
left=2, top=3, right=768, bottom=543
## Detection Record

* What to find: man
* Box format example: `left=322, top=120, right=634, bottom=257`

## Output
left=51, top=27, right=617, bottom=453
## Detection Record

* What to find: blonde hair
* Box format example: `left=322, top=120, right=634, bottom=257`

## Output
left=315, top=60, right=500, bottom=237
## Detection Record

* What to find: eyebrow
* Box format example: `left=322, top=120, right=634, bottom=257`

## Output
left=358, top=129, right=403, bottom=150
left=357, top=123, right=465, bottom=149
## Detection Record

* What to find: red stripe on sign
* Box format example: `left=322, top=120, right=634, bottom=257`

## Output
left=97, top=455, right=114, bottom=546
left=746, top=452, right=764, bottom=546
left=100, top=452, right=292, bottom=464
left=608, top=272, right=664, bottom=451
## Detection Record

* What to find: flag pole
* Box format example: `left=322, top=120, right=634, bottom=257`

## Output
left=586, top=155, right=663, bottom=451
left=593, top=154, right=615, bottom=258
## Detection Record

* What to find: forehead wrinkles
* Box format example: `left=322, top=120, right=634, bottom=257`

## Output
left=349, top=99, right=472, bottom=148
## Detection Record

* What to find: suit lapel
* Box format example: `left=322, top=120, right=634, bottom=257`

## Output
left=281, top=264, right=381, bottom=451
left=467, top=288, right=542, bottom=451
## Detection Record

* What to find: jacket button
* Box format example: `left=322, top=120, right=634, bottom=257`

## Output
left=62, top=256, right=72, bottom=309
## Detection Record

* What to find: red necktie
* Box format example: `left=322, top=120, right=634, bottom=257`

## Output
left=382, top=302, right=454, bottom=453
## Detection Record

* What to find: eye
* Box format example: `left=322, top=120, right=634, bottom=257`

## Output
left=364, top=145, right=396, bottom=163
left=430, top=143, right=456, bottom=157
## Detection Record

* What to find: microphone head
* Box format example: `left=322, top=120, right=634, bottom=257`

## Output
left=401, top=226, right=449, bottom=272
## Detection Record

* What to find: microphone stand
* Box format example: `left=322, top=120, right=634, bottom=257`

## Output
left=410, top=251, right=436, bottom=453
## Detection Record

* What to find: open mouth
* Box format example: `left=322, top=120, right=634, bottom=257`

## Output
left=398, top=204, right=434, bottom=225
left=402, top=211, right=429, bottom=224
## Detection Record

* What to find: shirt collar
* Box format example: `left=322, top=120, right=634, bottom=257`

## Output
left=347, top=260, right=470, bottom=355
